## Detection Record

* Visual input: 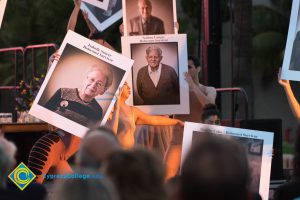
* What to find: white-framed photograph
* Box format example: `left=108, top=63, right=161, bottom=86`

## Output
left=122, top=0, right=178, bottom=36
left=29, top=30, right=133, bottom=138
left=182, top=122, right=274, bottom=200
left=0, top=0, right=7, bottom=29
left=82, top=0, right=109, bottom=11
left=282, top=0, right=300, bottom=81
left=122, top=34, right=189, bottom=115
left=81, top=0, right=122, bottom=32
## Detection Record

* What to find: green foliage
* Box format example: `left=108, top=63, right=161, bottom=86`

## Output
left=252, top=1, right=292, bottom=85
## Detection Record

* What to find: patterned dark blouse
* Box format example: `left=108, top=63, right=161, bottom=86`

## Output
left=45, top=88, right=102, bottom=127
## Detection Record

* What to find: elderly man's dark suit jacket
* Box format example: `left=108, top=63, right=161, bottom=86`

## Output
left=129, top=15, right=165, bottom=35
left=290, top=31, right=300, bottom=71
left=136, top=64, right=179, bottom=105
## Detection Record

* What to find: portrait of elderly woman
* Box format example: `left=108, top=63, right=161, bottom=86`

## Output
left=44, top=64, right=113, bottom=127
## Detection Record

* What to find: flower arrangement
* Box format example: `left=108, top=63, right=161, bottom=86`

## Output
left=15, top=75, right=45, bottom=112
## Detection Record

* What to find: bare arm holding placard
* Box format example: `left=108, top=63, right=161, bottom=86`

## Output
left=278, top=67, right=300, bottom=120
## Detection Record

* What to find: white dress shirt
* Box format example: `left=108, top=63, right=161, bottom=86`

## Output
left=148, top=64, right=162, bottom=87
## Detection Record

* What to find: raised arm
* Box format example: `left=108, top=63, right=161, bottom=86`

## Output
left=82, top=10, right=97, bottom=35
left=106, top=94, right=121, bottom=135
left=278, top=68, right=300, bottom=120
left=184, top=72, right=216, bottom=106
left=133, top=107, right=184, bottom=126
left=67, top=0, right=82, bottom=32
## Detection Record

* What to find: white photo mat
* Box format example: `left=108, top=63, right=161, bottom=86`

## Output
left=29, top=30, right=134, bottom=138
left=81, top=0, right=122, bottom=32
left=181, top=122, right=274, bottom=200
left=121, top=34, right=189, bottom=115
left=82, top=0, right=109, bottom=11
left=122, top=0, right=178, bottom=36
left=281, top=0, right=300, bottom=81
left=0, top=0, right=7, bottom=29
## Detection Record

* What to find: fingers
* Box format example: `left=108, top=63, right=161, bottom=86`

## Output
left=119, top=23, right=124, bottom=36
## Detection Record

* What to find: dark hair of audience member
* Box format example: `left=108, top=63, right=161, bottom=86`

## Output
left=201, top=103, right=221, bottom=121
left=294, top=126, right=300, bottom=179
left=54, top=170, right=119, bottom=200
left=104, top=148, right=166, bottom=200
left=180, top=135, right=251, bottom=200
left=188, top=55, right=200, bottom=68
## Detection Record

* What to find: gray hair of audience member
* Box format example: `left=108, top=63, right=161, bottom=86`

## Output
left=104, top=148, right=166, bottom=200
left=76, top=127, right=120, bottom=170
left=0, top=136, right=17, bottom=188
left=54, top=170, right=119, bottom=200
left=180, top=135, right=251, bottom=200
left=145, top=46, right=162, bottom=57
left=85, top=63, right=114, bottom=89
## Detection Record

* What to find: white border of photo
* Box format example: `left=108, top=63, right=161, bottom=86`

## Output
left=122, top=34, right=189, bottom=115
left=281, top=0, right=300, bottom=81
left=81, top=1, right=122, bottom=32
left=0, top=0, right=8, bottom=29
left=29, top=30, right=133, bottom=138
left=82, top=0, right=110, bottom=11
left=181, top=122, right=274, bottom=200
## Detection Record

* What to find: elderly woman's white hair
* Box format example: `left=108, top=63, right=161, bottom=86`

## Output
left=0, top=136, right=17, bottom=188
left=86, top=63, right=114, bottom=90
left=146, top=46, right=162, bottom=57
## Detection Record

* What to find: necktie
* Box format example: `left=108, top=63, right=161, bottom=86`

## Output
left=143, top=22, right=148, bottom=35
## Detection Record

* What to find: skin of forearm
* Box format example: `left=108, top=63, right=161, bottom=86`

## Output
left=190, top=82, right=214, bottom=106
left=67, top=7, right=80, bottom=31
left=284, top=84, right=300, bottom=120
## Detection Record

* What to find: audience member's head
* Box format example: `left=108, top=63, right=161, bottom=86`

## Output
left=165, top=176, right=181, bottom=200
left=0, top=136, right=17, bottom=188
left=180, top=135, right=250, bottom=200
left=76, top=127, right=120, bottom=169
left=294, top=126, right=300, bottom=179
left=54, top=170, right=119, bottom=200
left=201, top=104, right=221, bottom=125
left=104, top=148, right=166, bottom=200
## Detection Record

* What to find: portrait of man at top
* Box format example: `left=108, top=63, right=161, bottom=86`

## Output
left=129, top=0, right=165, bottom=36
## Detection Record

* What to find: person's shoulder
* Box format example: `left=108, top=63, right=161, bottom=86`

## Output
left=161, top=64, right=175, bottom=71
left=137, top=66, right=148, bottom=74
left=130, top=15, right=141, bottom=23
left=150, top=15, right=163, bottom=23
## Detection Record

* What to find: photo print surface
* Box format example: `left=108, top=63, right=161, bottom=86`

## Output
left=182, top=122, right=274, bottom=200
left=281, top=0, right=300, bottom=81
left=122, top=0, right=177, bottom=36
left=121, top=34, right=189, bottom=115
left=81, top=0, right=122, bottom=31
left=30, top=30, right=133, bottom=137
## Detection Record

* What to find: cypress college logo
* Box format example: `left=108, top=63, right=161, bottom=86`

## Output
left=8, top=162, right=36, bottom=191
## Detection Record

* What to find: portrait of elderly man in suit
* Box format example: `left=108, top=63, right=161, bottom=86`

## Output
left=136, top=46, right=179, bottom=105
left=129, top=0, right=165, bottom=36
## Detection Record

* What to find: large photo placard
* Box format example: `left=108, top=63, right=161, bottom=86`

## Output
left=82, top=0, right=109, bottom=11
left=122, top=34, right=189, bottom=115
left=122, top=0, right=178, bottom=36
left=182, top=122, right=274, bottom=200
left=281, top=0, right=300, bottom=81
left=30, top=30, right=133, bottom=138
left=81, top=0, right=122, bottom=31
left=0, top=0, right=7, bottom=29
